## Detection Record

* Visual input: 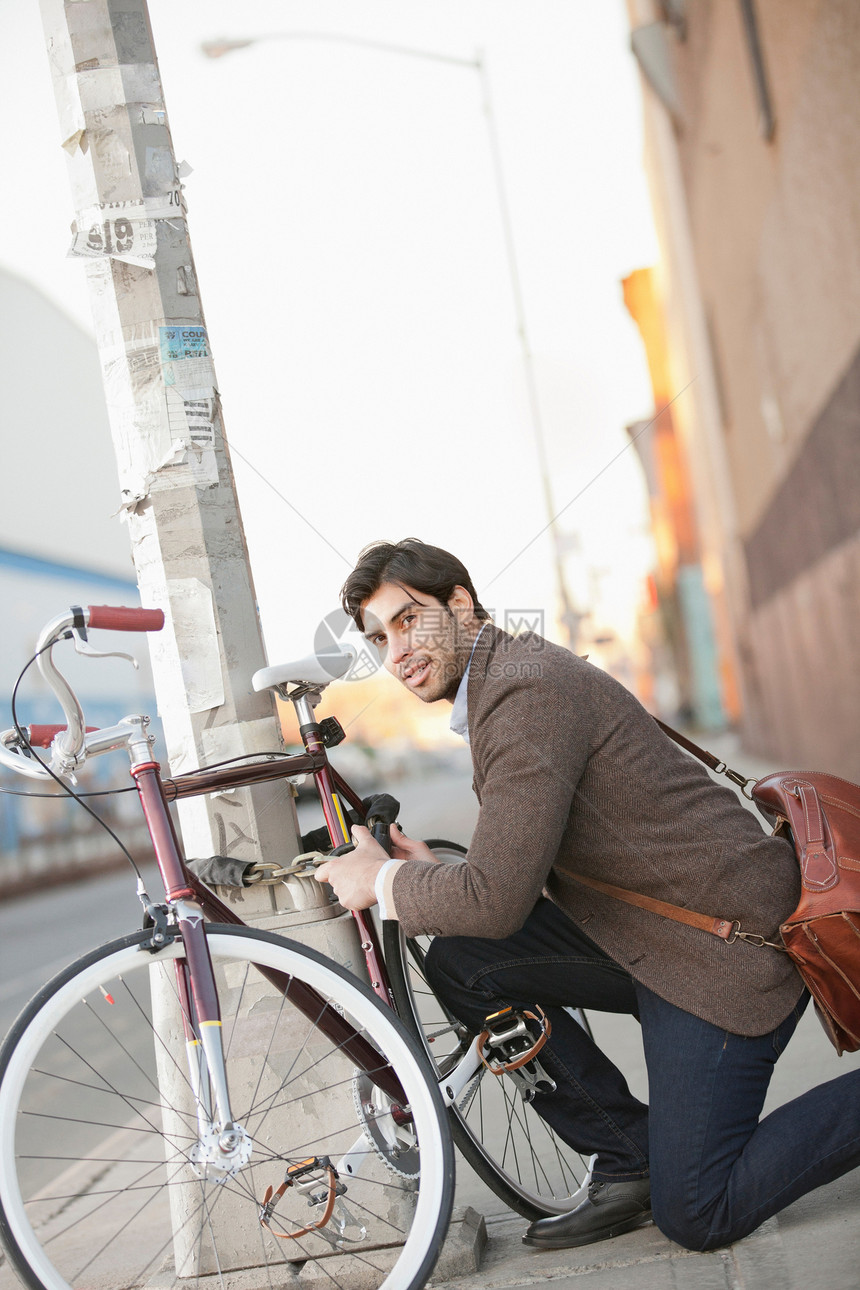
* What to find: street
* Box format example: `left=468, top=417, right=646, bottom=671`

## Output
left=0, top=862, right=161, bottom=1041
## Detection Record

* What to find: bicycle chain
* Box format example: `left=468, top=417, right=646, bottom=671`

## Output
left=244, top=851, right=327, bottom=884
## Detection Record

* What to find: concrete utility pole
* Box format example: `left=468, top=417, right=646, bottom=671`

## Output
left=37, top=10, right=416, bottom=1273
left=38, top=0, right=307, bottom=883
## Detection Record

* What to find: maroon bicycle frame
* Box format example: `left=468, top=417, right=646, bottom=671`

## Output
left=136, top=751, right=406, bottom=1105
left=163, top=741, right=395, bottom=1008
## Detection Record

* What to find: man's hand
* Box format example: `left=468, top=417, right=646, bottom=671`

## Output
left=389, top=824, right=440, bottom=865
left=314, top=825, right=388, bottom=910
left=313, top=823, right=441, bottom=911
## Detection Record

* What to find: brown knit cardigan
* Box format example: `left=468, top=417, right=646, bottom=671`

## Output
left=391, top=625, right=804, bottom=1036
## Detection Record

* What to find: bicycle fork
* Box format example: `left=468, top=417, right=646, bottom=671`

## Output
left=160, top=908, right=375, bottom=1246
left=170, top=904, right=254, bottom=1178
left=130, top=728, right=411, bottom=1238
left=129, top=727, right=251, bottom=1181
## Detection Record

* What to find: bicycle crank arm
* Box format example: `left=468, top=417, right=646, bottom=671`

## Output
left=336, top=1131, right=375, bottom=1180
left=437, top=1035, right=486, bottom=1107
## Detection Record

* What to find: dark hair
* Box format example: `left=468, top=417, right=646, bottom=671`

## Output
left=341, top=538, right=490, bottom=629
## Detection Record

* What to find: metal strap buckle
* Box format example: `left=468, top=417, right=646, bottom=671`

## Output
left=725, top=921, right=786, bottom=951
left=735, top=930, right=787, bottom=951
left=713, top=761, right=756, bottom=800
left=724, top=768, right=757, bottom=800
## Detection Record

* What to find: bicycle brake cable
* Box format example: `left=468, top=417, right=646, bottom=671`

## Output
left=0, top=784, right=136, bottom=797
left=0, top=752, right=292, bottom=795
left=10, top=645, right=144, bottom=882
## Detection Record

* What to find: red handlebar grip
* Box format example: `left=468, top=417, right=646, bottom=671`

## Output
left=86, top=606, right=165, bottom=632
left=28, top=725, right=99, bottom=747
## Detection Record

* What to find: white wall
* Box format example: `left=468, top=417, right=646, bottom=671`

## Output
left=0, top=269, right=133, bottom=580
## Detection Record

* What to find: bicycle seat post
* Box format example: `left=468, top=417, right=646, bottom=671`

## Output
left=292, top=690, right=324, bottom=753
left=281, top=687, right=352, bottom=852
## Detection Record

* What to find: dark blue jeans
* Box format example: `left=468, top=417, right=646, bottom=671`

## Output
left=425, top=896, right=860, bottom=1250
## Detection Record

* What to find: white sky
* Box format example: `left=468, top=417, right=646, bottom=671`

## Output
left=2, top=0, right=660, bottom=662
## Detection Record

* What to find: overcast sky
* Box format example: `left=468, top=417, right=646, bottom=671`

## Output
left=2, top=0, right=660, bottom=662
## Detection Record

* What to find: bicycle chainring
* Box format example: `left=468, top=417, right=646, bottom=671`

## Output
left=351, top=1072, right=420, bottom=1179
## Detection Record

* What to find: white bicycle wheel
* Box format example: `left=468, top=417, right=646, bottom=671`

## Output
left=0, top=925, right=452, bottom=1290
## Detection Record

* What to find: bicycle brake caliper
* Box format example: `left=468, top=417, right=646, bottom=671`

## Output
left=478, top=1005, right=557, bottom=1102
left=139, top=902, right=175, bottom=953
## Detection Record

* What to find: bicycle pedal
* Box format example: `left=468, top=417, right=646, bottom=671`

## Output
left=286, top=1155, right=334, bottom=1183
left=306, top=1180, right=347, bottom=1207
left=478, top=1005, right=552, bottom=1077
left=505, top=1055, right=557, bottom=1101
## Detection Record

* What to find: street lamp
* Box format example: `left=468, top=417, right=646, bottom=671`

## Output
left=202, top=30, right=584, bottom=648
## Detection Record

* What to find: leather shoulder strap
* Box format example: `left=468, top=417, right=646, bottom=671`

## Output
left=652, top=718, right=723, bottom=771
left=570, top=873, right=784, bottom=951
left=653, top=718, right=755, bottom=795
left=570, top=871, right=737, bottom=941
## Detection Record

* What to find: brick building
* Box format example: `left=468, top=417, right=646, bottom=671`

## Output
left=626, top=0, right=860, bottom=775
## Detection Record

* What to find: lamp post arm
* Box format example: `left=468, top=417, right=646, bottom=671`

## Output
left=202, top=31, right=479, bottom=71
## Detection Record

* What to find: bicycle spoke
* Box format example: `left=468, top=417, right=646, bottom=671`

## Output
left=29, top=1065, right=198, bottom=1127
left=118, top=966, right=201, bottom=1104
left=51, top=1031, right=175, bottom=1148
left=39, top=1145, right=193, bottom=1244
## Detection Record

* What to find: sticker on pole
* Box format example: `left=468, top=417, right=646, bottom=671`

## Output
left=69, top=199, right=157, bottom=269
left=159, top=327, right=215, bottom=396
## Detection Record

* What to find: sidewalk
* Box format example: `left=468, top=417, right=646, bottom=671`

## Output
left=441, top=1171, right=860, bottom=1290
left=441, top=996, right=860, bottom=1290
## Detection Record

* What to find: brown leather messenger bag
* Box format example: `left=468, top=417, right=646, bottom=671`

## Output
left=573, top=721, right=860, bottom=1055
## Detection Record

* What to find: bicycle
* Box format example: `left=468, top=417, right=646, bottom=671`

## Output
left=0, top=606, right=592, bottom=1290
left=0, top=607, right=452, bottom=1290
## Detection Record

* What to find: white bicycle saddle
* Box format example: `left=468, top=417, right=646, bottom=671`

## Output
left=252, top=643, right=357, bottom=692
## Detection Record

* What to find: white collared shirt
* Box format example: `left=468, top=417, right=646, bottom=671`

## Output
left=449, top=622, right=488, bottom=745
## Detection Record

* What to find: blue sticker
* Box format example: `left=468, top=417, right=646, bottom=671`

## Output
left=159, top=326, right=209, bottom=363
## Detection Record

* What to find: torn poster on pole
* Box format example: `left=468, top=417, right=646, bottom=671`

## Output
left=160, top=326, right=219, bottom=485
left=69, top=198, right=158, bottom=268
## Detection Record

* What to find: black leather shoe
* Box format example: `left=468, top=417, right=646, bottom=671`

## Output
left=522, top=1179, right=652, bottom=1249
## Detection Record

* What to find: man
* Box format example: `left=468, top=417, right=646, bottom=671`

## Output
left=315, top=538, right=860, bottom=1252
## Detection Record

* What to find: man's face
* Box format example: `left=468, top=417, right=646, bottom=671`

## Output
left=361, top=581, right=478, bottom=704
